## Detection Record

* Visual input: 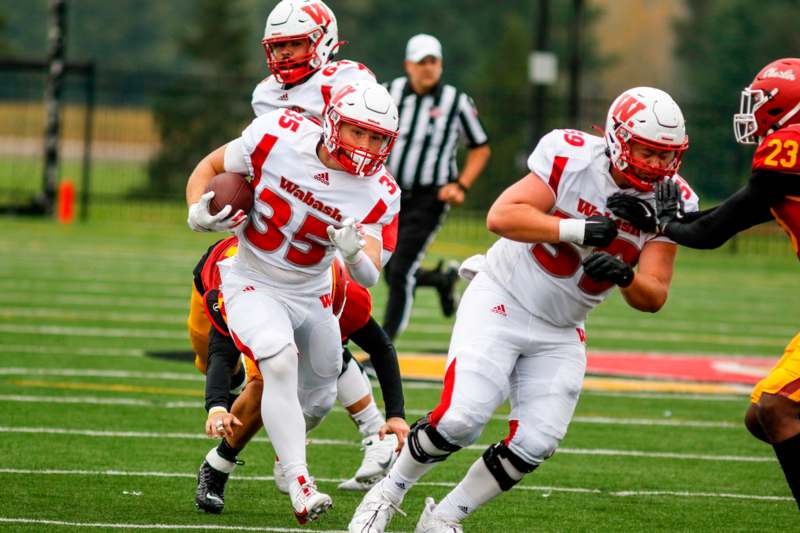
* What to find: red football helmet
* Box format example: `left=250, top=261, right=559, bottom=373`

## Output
left=734, top=58, right=800, bottom=144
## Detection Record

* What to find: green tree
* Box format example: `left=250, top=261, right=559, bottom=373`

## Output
left=334, top=0, right=608, bottom=209
left=0, top=10, right=11, bottom=54
left=675, top=0, right=800, bottom=198
left=146, top=0, right=253, bottom=197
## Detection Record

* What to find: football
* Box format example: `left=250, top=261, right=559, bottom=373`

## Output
left=205, top=172, right=253, bottom=217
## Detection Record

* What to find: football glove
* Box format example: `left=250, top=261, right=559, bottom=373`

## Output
left=582, top=215, right=618, bottom=247
left=655, top=180, right=685, bottom=234
left=581, top=251, right=634, bottom=287
left=187, top=191, right=247, bottom=233
left=606, top=193, right=657, bottom=233
left=326, top=217, right=365, bottom=262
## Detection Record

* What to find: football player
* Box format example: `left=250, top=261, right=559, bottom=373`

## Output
left=190, top=235, right=409, bottom=514
left=349, top=87, right=698, bottom=532
left=608, top=58, right=800, bottom=509
left=185, top=0, right=404, bottom=505
left=186, top=81, right=401, bottom=523
left=253, top=0, right=376, bottom=121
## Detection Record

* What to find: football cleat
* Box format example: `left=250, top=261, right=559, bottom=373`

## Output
left=414, top=497, right=464, bottom=533
left=437, top=260, right=461, bottom=318
left=337, top=477, right=375, bottom=492
left=352, top=433, right=398, bottom=484
left=348, top=481, right=405, bottom=533
left=273, top=458, right=290, bottom=494
left=291, top=476, right=332, bottom=524
left=194, top=460, right=230, bottom=514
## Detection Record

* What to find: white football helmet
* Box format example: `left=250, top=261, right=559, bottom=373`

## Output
left=604, top=87, right=689, bottom=192
left=323, top=82, right=399, bottom=177
left=262, top=0, right=339, bottom=84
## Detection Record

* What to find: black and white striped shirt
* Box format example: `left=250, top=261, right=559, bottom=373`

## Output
left=385, top=77, right=489, bottom=191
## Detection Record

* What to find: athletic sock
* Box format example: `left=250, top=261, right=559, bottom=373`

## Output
left=434, top=455, right=505, bottom=522
left=205, top=447, right=236, bottom=474
left=381, top=445, right=436, bottom=504
left=216, top=438, right=241, bottom=463
left=351, top=403, right=385, bottom=437
left=258, top=354, right=308, bottom=488
left=773, top=431, right=800, bottom=509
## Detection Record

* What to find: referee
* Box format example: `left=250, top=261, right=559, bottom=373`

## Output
left=382, top=33, right=491, bottom=341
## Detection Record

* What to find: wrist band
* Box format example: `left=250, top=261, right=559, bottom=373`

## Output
left=208, top=406, right=228, bottom=416
left=455, top=180, right=469, bottom=193
left=558, top=218, right=586, bottom=244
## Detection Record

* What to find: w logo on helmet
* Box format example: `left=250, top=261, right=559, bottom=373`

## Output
left=613, top=94, right=646, bottom=123
left=301, top=4, right=331, bottom=27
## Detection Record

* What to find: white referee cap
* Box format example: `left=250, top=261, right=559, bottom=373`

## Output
left=406, top=34, right=442, bottom=62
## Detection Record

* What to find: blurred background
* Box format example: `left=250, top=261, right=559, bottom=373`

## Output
left=0, top=0, right=797, bottom=253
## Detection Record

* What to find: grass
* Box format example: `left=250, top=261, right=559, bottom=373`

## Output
left=0, top=215, right=797, bottom=532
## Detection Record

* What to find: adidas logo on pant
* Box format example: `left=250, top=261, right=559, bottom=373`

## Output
left=490, top=304, right=507, bottom=317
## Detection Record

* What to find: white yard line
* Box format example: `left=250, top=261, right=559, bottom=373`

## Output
left=0, top=368, right=202, bottom=381
left=580, top=390, right=746, bottom=401
left=0, top=468, right=790, bottom=503
left=0, top=279, right=186, bottom=298
left=5, top=293, right=186, bottom=309
left=2, top=307, right=184, bottom=324
left=0, top=426, right=774, bottom=463
left=0, top=517, right=344, bottom=532
left=0, top=394, right=739, bottom=429
left=0, top=345, right=144, bottom=357
left=0, top=324, right=185, bottom=339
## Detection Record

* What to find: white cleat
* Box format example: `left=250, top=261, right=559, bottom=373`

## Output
left=348, top=481, right=405, bottom=533
left=273, top=459, right=290, bottom=494
left=291, top=475, right=332, bottom=525
left=354, top=434, right=398, bottom=483
left=337, top=477, right=375, bottom=492
left=414, top=497, right=463, bottom=533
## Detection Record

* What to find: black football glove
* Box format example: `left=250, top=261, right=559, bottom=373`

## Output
left=655, top=180, right=685, bottom=234
left=582, top=215, right=618, bottom=247
left=606, top=193, right=657, bottom=233
left=581, top=251, right=634, bottom=287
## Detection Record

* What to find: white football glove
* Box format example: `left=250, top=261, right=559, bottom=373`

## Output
left=326, top=217, right=365, bottom=262
left=187, top=191, right=247, bottom=233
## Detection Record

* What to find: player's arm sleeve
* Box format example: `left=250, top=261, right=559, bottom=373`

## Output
left=349, top=317, right=405, bottom=419
left=457, top=92, right=489, bottom=148
left=663, top=172, right=780, bottom=248
left=223, top=137, right=249, bottom=174
left=204, top=328, right=241, bottom=412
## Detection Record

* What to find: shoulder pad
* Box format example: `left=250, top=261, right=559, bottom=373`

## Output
left=753, top=127, right=800, bottom=174
left=527, top=129, right=596, bottom=179
left=321, top=60, right=376, bottom=83
left=242, top=108, right=318, bottom=153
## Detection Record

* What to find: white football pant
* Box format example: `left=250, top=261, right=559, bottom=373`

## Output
left=431, top=272, right=586, bottom=466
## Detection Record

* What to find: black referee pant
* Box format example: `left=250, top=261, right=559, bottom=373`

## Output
left=383, top=189, right=448, bottom=340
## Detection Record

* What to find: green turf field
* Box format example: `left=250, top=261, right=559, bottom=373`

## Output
left=0, top=216, right=797, bottom=531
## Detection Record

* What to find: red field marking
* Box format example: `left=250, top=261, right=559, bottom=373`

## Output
left=586, top=351, right=776, bottom=384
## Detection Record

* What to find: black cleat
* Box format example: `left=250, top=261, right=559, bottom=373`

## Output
left=195, top=460, right=229, bottom=514
left=437, top=260, right=460, bottom=318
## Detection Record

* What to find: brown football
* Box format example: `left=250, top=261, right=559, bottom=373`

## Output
left=205, top=172, right=254, bottom=217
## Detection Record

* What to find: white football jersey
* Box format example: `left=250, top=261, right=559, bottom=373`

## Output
left=227, top=108, right=400, bottom=288
left=485, top=129, right=700, bottom=327
left=251, top=60, right=376, bottom=120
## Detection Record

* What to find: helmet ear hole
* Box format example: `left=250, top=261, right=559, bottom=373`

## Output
left=767, top=108, right=784, bottom=116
